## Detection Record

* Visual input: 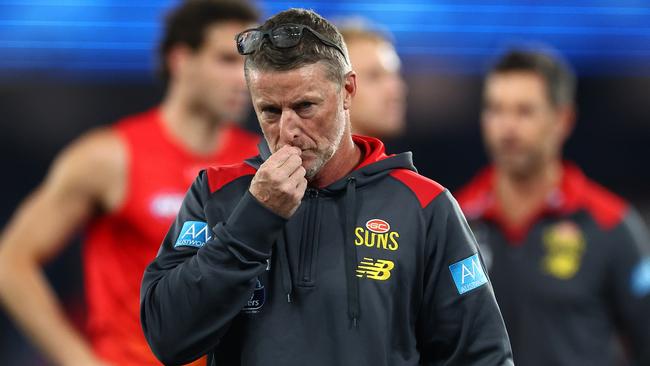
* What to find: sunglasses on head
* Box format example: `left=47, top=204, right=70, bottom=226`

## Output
left=235, top=23, right=349, bottom=64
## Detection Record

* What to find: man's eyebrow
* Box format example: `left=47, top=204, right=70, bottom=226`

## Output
left=290, top=96, right=324, bottom=107
left=257, top=101, right=279, bottom=110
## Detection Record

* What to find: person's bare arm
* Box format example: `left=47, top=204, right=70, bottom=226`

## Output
left=0, top=128, right=126, bottom=366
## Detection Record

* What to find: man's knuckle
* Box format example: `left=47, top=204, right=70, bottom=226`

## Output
left=257, top=169, right=269, bottom=179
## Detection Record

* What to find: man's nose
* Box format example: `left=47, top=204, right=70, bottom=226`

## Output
left=490, top=109, right=519, bottom=130
left=279, top=109, right=301, bottom=144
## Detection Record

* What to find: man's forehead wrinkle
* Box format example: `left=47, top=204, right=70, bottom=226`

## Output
left=252, top=72, right=328, bottom=107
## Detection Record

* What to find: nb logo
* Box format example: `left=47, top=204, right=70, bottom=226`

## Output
left=175, top=221, right=212, bottom=248
left=356, top=257, right=395, bottom=281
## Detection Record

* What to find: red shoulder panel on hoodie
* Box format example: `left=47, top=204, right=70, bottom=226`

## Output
left=207, top=163, right=257, bottom=194
left=455, top=167, right=494, bottom=219
left=581, top=179, right=628, bottom=230
left=389, top=169, right=445, bottom=208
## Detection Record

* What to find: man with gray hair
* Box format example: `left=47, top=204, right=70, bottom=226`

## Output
left=141, top=9, right=513, bottom=366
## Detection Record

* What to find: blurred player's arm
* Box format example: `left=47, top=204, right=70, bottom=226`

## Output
left=608, top=208, right=650, bottom=364
left=0, top=128, right=125, bottom=366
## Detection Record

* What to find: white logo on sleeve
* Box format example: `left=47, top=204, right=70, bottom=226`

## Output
left=449, top=253, right=488, bottom=295
left=174, top=221, right=212, bottom=248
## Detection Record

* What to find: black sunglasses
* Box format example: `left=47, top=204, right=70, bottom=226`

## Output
left=235, top=23, right=349, bottom=64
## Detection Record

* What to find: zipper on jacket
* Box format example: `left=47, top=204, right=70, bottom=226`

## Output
left=298, top=188, right=320, bottom=286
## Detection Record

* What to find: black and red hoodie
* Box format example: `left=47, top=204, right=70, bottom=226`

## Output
left=456, top=163, right=650, bottom=366
left=140, top=135, right=513, bottom=366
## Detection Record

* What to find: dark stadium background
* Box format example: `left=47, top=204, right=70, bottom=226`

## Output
left=1, top=1, right=648, bottom=363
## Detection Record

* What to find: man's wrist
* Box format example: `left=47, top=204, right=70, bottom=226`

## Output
left=220, top=191, right=288, bottom=255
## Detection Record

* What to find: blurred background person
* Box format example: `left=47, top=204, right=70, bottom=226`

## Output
left=456, top=49, right=650, bottom=366
left=338, top=20, right=407, bottom=140
left=0, top=1, right=260, bottom=365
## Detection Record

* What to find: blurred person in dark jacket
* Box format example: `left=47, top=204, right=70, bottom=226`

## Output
left=0, top=1, right=260, bottom=365
left=457, top=49, right=650, bottom=366
left=339, top=21, right=407, bottom=139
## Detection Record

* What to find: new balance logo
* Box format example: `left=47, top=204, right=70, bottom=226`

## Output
left=356, top=257, right=394, bottom=281
left=175, top=221, right=212, bottom=248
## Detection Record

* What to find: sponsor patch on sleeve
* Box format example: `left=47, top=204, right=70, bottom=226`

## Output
left=631, top=257, right=650, bottom=297
left=174, top=221, right=212, bottom=248
left=449, top=253, right=488, bottom=295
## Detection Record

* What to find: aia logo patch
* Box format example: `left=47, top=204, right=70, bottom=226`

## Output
left=631, top=258, right=650, bottom=297
left=449, top=253, right=488, bottom=295
left=366, top=219, right=390, bottom=233
left=174, top=221, right=212, bottom=248
left=356, top=257, right=395, bottom=281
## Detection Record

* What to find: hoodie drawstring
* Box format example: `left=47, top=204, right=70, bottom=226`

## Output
left=275, top=177, right=360, bottom=327
left=343, top=177, right=360, bottom=328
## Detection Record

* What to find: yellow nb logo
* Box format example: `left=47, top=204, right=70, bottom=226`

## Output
left=356, top=257, right=394, bottom=281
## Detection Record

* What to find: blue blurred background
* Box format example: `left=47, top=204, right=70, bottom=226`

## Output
left=1, top=0, right=649, bottom=77
left=1, top=0, right=649, bottom=364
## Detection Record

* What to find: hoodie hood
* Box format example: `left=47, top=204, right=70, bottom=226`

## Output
left=246, top=134, right=417, bottom=192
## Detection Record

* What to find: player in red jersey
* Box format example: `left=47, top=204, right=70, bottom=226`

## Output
left=0, top=1, right=259, bottom=365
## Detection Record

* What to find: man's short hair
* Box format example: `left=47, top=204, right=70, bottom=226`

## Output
left=159, top=0, right=259, bottom=81
left=489, top=49, right=576, bottom=107
left=244, top=8, right=351, bottom=85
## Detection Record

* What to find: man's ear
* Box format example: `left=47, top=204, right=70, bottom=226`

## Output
left=343, top=71, right=357, bottom=110
left=557, top=104, right=576, bottom=144
left=166, top=44, right=193, bottom=81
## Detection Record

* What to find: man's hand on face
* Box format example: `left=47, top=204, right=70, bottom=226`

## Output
left=249, top=145, right=308, bottom=219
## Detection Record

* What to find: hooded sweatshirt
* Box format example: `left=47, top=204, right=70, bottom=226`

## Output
left=140, top=135, right=513, bottom=366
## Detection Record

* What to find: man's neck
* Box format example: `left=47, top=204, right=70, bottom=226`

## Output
left=311, top=134, right=362, bottom=188
left=495, top=159, right=562, bottom=227
left=160, top=93, right=225, bottom=156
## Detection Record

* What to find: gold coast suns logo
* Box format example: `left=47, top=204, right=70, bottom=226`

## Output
left=354, top=219, right=399, bottom=251
left=542, top=221, right=586, bottom=280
